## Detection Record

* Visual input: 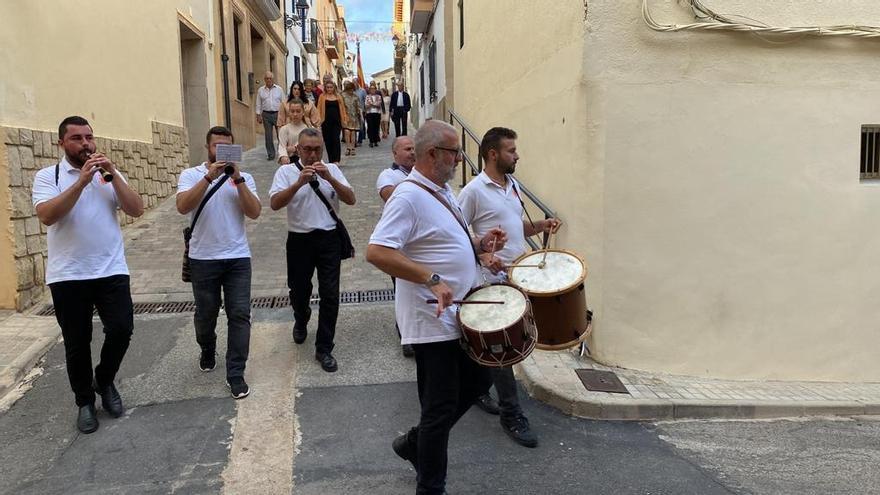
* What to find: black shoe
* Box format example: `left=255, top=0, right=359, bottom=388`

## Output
left=392, top=432, right=418, bottom=471
left=226, top=377, right=250, bottom=399
left=93, top=379, right=124, bottom=418
left=315, top=352, right=338, bottom=372
left=501, top=415, right=538, bottom=448
left=474, top=393, right=500, bottom=415
left=199, top=349, right=216, bottom=372
left=401, top=344, right=415, bottom=358
left=76, top=404, right=99, bottom=433
left=292, top=324, right=307, bottom=344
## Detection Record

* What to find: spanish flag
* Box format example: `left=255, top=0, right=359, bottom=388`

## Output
left=356, top=42, right=366, bottom=89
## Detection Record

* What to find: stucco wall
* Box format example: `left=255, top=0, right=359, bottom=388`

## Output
left=1, top=123, right=187, bottom=310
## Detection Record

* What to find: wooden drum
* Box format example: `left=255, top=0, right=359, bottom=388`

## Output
left=457, top=284, right=537, bottom=367
left=508, top=249, right=590, bottom=350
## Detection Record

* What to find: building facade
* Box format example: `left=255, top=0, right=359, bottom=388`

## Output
left=451, top=0, right=880, bottom=382
left=370, top=67, right=396, bottom=92
left=312, top=0, right=348, bottom=85
left=407, top=0, right=454, bottom=128
left=284, top=0, right=320, bottom=87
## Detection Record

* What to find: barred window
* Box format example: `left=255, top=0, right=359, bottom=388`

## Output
left=861, top=126, right=880, bottom=180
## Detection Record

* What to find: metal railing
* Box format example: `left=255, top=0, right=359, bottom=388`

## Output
left=448, top=109, right=557, bottom=249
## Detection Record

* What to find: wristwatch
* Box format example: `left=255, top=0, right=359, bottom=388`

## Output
left=425, top=273, right=441, bottom=287
left=233, top=177, right=246, bottom=185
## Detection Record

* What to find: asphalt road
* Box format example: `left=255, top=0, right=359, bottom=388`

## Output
left=2, top=306, right=880, bottom=494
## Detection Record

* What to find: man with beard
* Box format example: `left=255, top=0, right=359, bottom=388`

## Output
left=367, top=120, right=507, bottom=494
left=376, top=136, right=416, bottom=357
left=458, top=126, right=561, bottom=449
left=32, top=116, right=144, bottom=433
left=270, top=128, right=356, bottom=373
left=177, top=126, right=261, bottom=399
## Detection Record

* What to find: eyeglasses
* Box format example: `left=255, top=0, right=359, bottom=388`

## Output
left=299, top=146, right=322, bottom=154
left=434, top=146, right=463, bottom=157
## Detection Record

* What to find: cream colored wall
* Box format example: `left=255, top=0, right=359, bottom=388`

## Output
left=0, top=0, right=193, bottom=141
left=0, top=142, right=15, bottom=308
left=587, top=1, right=880, bottom=381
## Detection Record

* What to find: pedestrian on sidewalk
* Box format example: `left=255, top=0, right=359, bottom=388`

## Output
left=458, top=127, right=562, bottom=449
left=269, top=128, right=356, bottom=373
left=390, top=82, right=412, bottom=137
left=33, top=116, right=145, bottom=433
left=277, top=101, right=311, bottom=165
left=256, top=71, right=284, bottom=161
left=176, top=126, right=262, bottom=400
left=380, top=88, right=391, bottom=140
left=366, top=120, right=507, bottom=495
left=375, top=136, right=416, bottom=357
left=365, top=82, right=383, bottom=148
left=317, top=80, right=348, bottom=164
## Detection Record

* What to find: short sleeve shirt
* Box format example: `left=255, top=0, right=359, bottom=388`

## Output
left=32, top=156, right=129, bottom=284
left=375, top=164, right=410, bottom=195
left=177, top=164, right=258, bottom=260
left=458, top=172, right=528, bottom=265
left=269, top=162, right=351, bottom=232
left=369, top=169, right=480, bottom=344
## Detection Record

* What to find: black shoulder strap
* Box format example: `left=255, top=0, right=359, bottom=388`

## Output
left=508, top=174, right=537, bottom=232
left=190, top=174, right=231, bottom=232
left=403, top=179, right=482, bottom=266
left=55, top=162, right=60, bottom=186
left=292, top=157, right=342, bottom=225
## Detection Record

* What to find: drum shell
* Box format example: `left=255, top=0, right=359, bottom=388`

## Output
left=457, top=284, right=537, bottom=368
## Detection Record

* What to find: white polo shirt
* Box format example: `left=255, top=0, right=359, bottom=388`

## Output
left=32, top=156, right=129, bottom=284
left=177, top=164, right=258, bottom=260
left=269, top=162, right=351, bottom=233
left=375, top=164, right=411, bottom=196
left=369, top=169, right=480, bottom=345
left=459, top=172, right=528, bottom=266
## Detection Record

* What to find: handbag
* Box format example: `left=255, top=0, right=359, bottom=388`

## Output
left=181, top=174, right=231, bottom=282
left=292, top=158, right=356, bottom=260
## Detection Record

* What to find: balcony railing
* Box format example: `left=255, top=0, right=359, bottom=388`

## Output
left=325, top=30, right=339, bottom=59
left=448, top=109, right=557, bottom=250
left=302, top=19, right=319, bottom=53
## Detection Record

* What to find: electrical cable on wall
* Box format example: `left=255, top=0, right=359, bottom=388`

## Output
left=643, top=0, right=880, bottom=40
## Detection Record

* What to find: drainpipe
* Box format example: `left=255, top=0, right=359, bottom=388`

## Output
left=218, top=0, right=232, bottom=129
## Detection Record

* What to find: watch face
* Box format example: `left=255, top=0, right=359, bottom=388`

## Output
left=430, top=273, right=440, bottom=284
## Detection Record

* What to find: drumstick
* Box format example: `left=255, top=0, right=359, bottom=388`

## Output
left=538, top=227, right=554, bottom=269
left=503, top=264, right=543, bottom=269
left=425, top=299, right=505, bottom=305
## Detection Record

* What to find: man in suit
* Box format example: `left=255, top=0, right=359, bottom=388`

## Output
left=390, top=82, right=412, bottom=137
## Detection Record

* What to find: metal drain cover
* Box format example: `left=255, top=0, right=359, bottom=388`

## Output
left=575, top=369, right=629, bottom=394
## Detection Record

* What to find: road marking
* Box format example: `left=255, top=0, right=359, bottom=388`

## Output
left=222, top=322, right=297, bottom=494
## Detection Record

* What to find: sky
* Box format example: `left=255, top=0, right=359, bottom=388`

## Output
left=338, top=0, right=395, bottom=80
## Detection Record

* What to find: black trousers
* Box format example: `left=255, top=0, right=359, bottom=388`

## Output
left=404, top=339, right=491, bottom=494
left=49, top=275, right=134, bottom=407
left=321, top=122, right=342, bottom=163
left=392, top=110, right=408, bottom=136
left=286, top=229, right=341, bottom=355
left=366, top=113, right=381, bottom=144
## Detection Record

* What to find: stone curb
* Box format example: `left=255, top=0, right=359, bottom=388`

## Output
left=0, top=334, right=59, bottom=403
left=517, top=359, right=878, bottom=421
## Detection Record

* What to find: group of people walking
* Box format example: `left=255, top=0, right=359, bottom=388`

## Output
left=258, top=71, right=412, bottom=164
left=36, top=103, right=554, bottom=495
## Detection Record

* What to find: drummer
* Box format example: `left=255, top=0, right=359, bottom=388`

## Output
left=366, top=120, right=507, bottom=495
left=458, top=126, right=561, bottom=449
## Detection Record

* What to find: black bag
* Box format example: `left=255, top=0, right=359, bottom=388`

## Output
left=292, top=158, right=355, bottom=260
left=182, top=174, right=231, bottom=282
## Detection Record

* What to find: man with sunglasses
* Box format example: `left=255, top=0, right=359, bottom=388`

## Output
left=270, top=128, right=356, bottom=372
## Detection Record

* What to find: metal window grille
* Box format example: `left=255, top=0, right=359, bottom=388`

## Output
left=861, top=126, right=880, bottom=179
left=428, top=39, right=437, bottom=103
left=459, top=0, right=464, bottom=48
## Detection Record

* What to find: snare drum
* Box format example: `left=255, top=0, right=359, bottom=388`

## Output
left=508, top=249, right=590, bottom=350
left=457, top=284, right=537, bottom=367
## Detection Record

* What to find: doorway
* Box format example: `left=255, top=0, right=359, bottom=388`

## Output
left=179, top=20, right=209, bottom=165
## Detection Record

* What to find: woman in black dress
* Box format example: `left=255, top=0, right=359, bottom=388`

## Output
left=316, top=80, right=349, bottom=163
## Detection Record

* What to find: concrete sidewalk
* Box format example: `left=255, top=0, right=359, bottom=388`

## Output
left=0, top=311, right=59, bottom=407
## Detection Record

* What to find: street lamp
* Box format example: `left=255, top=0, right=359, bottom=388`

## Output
left=285, top=0, right=310, bottom=28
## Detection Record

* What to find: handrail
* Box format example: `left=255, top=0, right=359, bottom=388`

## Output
left=447, top=109, right=557, bottom=249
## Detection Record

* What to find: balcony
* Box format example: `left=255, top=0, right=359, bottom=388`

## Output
left=410, top=0, right=436, bottom=34
left=325, top=30, right=339, bottom=59
left=254, top=0, right=282, bottom=21
left=302, top=19, right=319, bottom=53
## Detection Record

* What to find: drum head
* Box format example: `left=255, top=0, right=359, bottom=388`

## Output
left=509, top=250, right=586, bottom=295
left=459, top=284, right=527, bottom=332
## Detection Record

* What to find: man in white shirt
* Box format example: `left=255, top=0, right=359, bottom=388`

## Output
left=366, top=120, right=507, bottom=495
left=375, top=136, right=416, bottom=357
left=177, top=126, right=262, bottom=399
left=255, top=71, right=284, bottom=160
left=458, top=127, right=561, bottom=449
left=270, top=128, right=356, bottom=373
left=32, top=116, right=144, bottom=434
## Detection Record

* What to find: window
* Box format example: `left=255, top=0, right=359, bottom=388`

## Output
left=233, top=16, right=243, bottom=101
left=459, top=0, right=464, bottom=48
left=419, top=63, right=425, bottom=107
left=428, top=39, right=436, bottom=103
left=302, top=57, right=308, bottom=80
left=294, top=55, right=301, bottom=82
left=270, top=52, right=277, bottom=76
left=861, top=126, right=880, bottom=180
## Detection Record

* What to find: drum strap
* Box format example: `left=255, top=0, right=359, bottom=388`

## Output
left=404, top=179, right=482, bottom=267
left=509, top=175, right=551, bottom=250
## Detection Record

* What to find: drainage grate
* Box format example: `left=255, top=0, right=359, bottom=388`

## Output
left=575, top=369, right=630, bottom=394
left=35, top=289, right=395, bottom=317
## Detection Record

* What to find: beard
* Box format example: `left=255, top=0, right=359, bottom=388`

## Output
left=499, top=159, right=517, bottom=175
left=66, top=147, right=93, bottom=167
left=440, top=163, right=457, bottom=183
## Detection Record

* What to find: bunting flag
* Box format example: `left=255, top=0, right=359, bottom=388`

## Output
left=356, top=43, right=366, bottom=89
